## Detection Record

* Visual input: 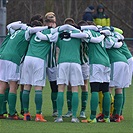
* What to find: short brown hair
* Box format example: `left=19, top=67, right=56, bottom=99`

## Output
left=30, top=20, right=43, bottom=27
left=44, top=12, right=56, bottom=23
left=64, top=18, right=75, bottom=25
left=87, top=21, right=96, bottom=26
left=77, top=20, right=88, bottom=26
left=30, top=14, right=43, bottom=24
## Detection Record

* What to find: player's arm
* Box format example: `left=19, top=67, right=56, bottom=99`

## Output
left=105, top=36, right=123, bottom=49
left=36, top=31, right=58, bottom=43
left=90, top=35, right=105, bottom=43
left=7, top=21, right=22, bottom=30
left=51, top=24, right=80, bottom=34
left=29, top=26, right=49, bottom=34
left=114, top=32, right=124, bottom=40
left=8, top=28, right=15, bottom=35
left=24, top=26, right=49, bottom=41
left=59, top=30, right=105, bottom=43
left=113, top=42, right=123, bottom=48
left=7, top=21, right=22, bottom=34
left=70, top=32, right=89, bottom=38
left=84, top=30, right=105, bottom=43
left=80, top=25, right=99, bottom=31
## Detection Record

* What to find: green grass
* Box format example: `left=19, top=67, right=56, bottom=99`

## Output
left=0, top=79, right=133, bottom=133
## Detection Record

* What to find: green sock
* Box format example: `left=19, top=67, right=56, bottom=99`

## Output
left=90, top=92, right=98, bottom=119
left=20, top=90, right=23, bottom=112
left=121, top=88, right=125, bottom=115
left=51, top=92, right=57, bottom=112
left=103, top=92, right=111, bottom=118
left=72, top=92, right=79, bottom=118
left=35, top=90, right=42, bottom=114
left=3, top=88, right=9, bottom=114
left=81, top=91, right=88, bottom=111
left=0, top=94, right=5, bottom=115
left=57, top=92, right=64, bottom=117
left=67, top=91, right=72, bottom=111
left=114, top=94, right=123, bottom=115
left=22, top=90, right=30, bottom=113
left=8, top=93, right=17, bottom=116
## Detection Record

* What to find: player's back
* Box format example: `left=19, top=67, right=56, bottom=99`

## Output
left=57, top=30, right=81, bottom=64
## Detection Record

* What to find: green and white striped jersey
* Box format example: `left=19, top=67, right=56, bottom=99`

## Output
left=47, top=42, right=57, bottom=67
left=80, top=41, right=89, bottom=65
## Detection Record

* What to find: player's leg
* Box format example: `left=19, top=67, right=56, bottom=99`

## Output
left=2, top=86, right=9, bottom=115
left=55, top=63, right=69, bottom=122
left=90, top=82, right=99, bottom=121
left=0, top=60, right=10, bottom=118
left=0, top=81, right=8, bottom=119
left=47, top=67, right=58, bottom=116
left=20, top=84, right=24, bottom=115
left=101, top=82, right=110, bottom=122
left=70, top=63, right=84, bottom=123
left=80, top=80, right=88, bottom=118
left=110, top=88, right=123, bottom=122
left=19, top=57, right=31, bottom=120
left=109, top=88, right=114, bottom=116
left=63, top=84, right=72, bottom=117
left=82, top=82, right=99, bottom=123
left=8, top=81, right=20, bottom=119
left=71, top=86, right=79, bottom=123
left=50, top=81, right=58, bottom=116
left=110, top=62, right=129, bottom=122
left=22, top=84, right=32, bottom=121
left=80, top=63, right=89, bottom=118
left=34, top=86, right=47, bottom=122
left=54, top=84, right=65, bottom=122
left=33, top=58, right=47, bottom=122
left=98, top=91, right=103, bottom=115
left=120, top=88, right=125, bottom=120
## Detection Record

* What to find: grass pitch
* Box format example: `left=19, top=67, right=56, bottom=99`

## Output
left=0, top=79, right=133, bottom=133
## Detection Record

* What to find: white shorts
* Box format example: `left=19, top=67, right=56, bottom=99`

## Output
left=0, top=59, right=20, bottom=82
left=46, top=67, right=57, bottom=81
left=89, top=64, right=110, bottom=83
left=109, top=62, right=129, bottom=88
left=20, top=56, right=46, bottom=86
left=128, top=57, right=133, bottom=85
left=57, top=62, right=84, bottom=86
left=81, top=63, right=89, bottom=80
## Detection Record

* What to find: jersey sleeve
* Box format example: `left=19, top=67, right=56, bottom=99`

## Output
left=90, top=35, right=105, bottom=43
left=70, top=31, right=89, bottom=39
left=48, top=32, right=59, bottom=43
left=105, top=36, right=117, bottom=49
left=8, top=28, right=15, bottom=35
left=83, top=30, right=92, bottom=43
left=36, top=31, right=58, bottom=43
left=58, top=24, right=80, bottom=32
left=114, top=32, right=124, bottom=40
left=81, top=25, right=98, bottom=31
left=25, top=28, right=32, bottom=41
left=29, top=26, right=48, bottom=34
left=7, top=21, right=21, bottom=31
